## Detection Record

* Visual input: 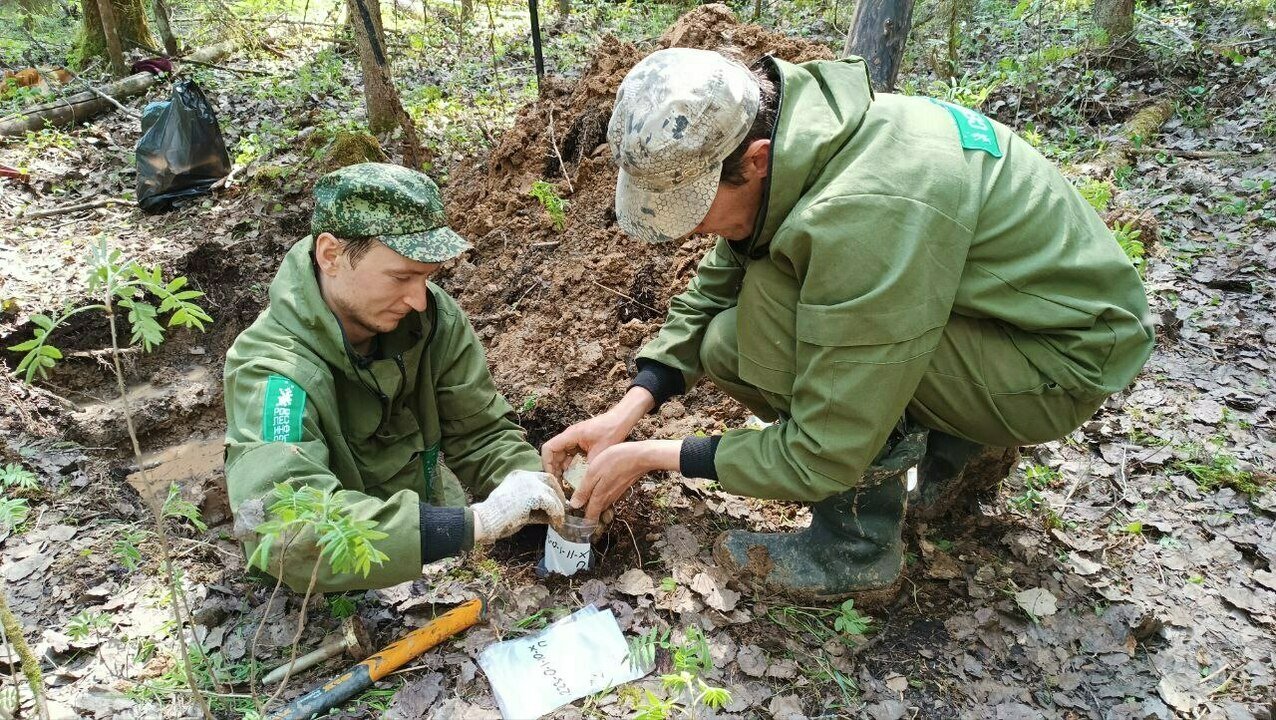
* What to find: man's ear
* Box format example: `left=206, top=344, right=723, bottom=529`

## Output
left=744, top=139, right=771, bottom=181
left=314, top=232, right=343, bottom=276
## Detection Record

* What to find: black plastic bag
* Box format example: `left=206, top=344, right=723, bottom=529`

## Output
left=136, top=79, right=230, bottom=213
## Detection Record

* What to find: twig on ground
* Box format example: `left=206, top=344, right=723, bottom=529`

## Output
left=1129, top=146, right=1268, bottom=159
left=530, top=240, right=561, bottom=249
left=263, top=558, right=323, bottom=709
left=588, top=279, right=659, bottom=314
left=59, top=65, right=141, bottom=119
left=105, top=296, right=216, bottom=720
left=19, top=197, right=130, bottom=219
left=546, top=107, right=574, bottom=194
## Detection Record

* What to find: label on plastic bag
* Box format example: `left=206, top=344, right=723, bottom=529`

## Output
left=479, top=606, right=648, bottom=719
left=543, top=526, right=592, bottom=577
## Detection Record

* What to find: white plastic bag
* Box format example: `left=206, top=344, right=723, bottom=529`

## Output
left=478, top=605, right=647, bottom=719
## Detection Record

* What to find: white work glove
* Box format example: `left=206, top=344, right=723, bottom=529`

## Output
left=472, top=470, right=567, bottom=544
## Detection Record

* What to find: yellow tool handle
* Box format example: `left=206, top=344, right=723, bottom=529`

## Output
left=273, top=598, right=485, bottom=720
left=362, top=598, right=484, bottom=681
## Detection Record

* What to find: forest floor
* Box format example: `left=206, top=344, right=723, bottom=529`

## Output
left=0, top=0, right=1273, bottom=718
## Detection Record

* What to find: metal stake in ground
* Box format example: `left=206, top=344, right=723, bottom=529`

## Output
left=528, top=0, right=545, bottom=82
left=270, top=599, right=485, bottom=720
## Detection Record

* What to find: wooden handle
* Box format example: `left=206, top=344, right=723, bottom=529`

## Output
left=361, top=598, right=484, bottom=681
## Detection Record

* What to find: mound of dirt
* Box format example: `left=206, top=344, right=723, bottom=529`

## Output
left=442, top=4, right=834, bottom=437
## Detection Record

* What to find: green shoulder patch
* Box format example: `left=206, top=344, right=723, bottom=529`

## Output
left=930, top=99, right=1003, bottom=158
left=262, top=375, right=307, bottom=443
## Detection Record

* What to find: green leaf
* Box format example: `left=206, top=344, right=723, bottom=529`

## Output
left=7, top=338, right=40, bottom=352
left=162, top=483, right=207, bottom=532
left=0, top=464, right=39, bottom=491
left=30, top=313, right=54, bottom=331
left=0, top=497, right=31, bottom=530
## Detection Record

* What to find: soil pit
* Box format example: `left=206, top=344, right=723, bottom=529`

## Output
left=440, top=3, right=834, bottom=435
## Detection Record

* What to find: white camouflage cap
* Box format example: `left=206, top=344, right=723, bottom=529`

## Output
left=608, top=48, right=761, bottom=243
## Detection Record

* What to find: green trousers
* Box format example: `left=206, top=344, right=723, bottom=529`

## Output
left=701, top=308, right=1106, bottom=447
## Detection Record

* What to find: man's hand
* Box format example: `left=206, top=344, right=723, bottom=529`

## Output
left=569, top=439, right=681, bottom=521
left=472, top=470, right=567, bottom=543
left=542, top=387, right=656, bottom=478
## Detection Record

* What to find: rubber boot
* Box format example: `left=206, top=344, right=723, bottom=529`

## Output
left=712, top=424, right=927, bottom=606
left=908, top=431, right=1019, bottom=522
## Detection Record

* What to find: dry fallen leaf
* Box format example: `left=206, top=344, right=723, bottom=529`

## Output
left=614, top=568, right=655, bottom=596
left=690, top=571, right=741, bottom=612
left=1014, top=587, right=1059, bottom=619
left=736, top=643, right=769, bottom=677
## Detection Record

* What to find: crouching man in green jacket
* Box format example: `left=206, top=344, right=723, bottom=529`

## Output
left=544, top=49, right=1154, bottom=603
left=225, top=163, right=565, bottom=593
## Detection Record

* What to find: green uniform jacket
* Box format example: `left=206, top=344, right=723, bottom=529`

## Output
left=639, top=57, right=1154, bottom=502
left=224, top=236, right=540, bottom=592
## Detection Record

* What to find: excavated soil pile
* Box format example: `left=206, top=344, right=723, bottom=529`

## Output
left=441, top=4, right=833, bottom=440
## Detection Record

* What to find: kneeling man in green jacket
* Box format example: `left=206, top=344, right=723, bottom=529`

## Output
left=545, top=49, right=1154, bottom=603
left=225, top=163, right=565, bottom=593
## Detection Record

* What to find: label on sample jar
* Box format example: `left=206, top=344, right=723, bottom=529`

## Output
left=544, top=525, right=592, bottom=577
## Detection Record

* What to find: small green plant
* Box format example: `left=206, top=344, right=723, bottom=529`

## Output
left=1175, top=448, right=1265, bottom=496
left=327, top=595, right=358, bottom=620
left=7, top=239, right=211, bottom=382
left=931, top=72, right=1003, bottom=109
left=113, top=527, right=151, bottom=571
left=0, top=497, right=29, bottom=530
left=660, top=577, right=677, bottom=593
left=1010, top=464, right=1052, bottom=512
left=517, top=393, right=539, bottom=414
left=66, top=610, right=112, bottom=641
left=162, top=483, right=207, bottom=533
left=1077, top=178, right=1114, bottom=213
left=529, top=180, right=568, bottom=231
left=1112, top=221, right=1145, bottom=274
left=0, top=464, right=39, bottom=492
left=833, top=599, right=872, bottom=636
left=630, top=626, right=731, bottom=718
left=248, top=482, right=390, bottom=578
left=627, top=626, right=670, bottom=673
left=633, top=690, right=679, bottom=720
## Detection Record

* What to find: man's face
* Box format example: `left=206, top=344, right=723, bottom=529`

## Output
left=315, top=234, right=441, bottom=345
left=685, top=139, right=771, bottom=243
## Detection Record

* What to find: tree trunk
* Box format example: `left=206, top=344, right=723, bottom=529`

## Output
left=152, top=0, right=179, bottom=55
left=346, top=0, right=424, bottom=167
left=94, top=0, right=127, bottom=75
left=1092, top=0, right=1134, bottom=45
left=75, top=0, right=155, bottom=70
left=753, top=0, right=762, bottom=20
left=844, top=0, right=917, bottom=92
left=557, top=0, right=568, bottom=18
left=347, top=0, right=395, bottom=133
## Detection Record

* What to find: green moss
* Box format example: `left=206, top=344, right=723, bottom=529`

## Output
left=317, top=131, right=388, bottom=173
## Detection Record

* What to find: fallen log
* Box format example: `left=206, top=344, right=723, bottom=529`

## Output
left=1095, top=100, right=1174, bottom=176
left=0, top=39, right=236, bottom=138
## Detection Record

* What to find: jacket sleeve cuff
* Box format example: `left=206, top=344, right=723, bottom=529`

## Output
left=418, top=504, right=469, bottom=563
left=679, top=435, right=721, bottom=481
left=631, top=358, right=686, bottom=412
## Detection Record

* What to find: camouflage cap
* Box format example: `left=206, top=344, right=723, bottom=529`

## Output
left=608, top=48, right=760, bottom=244
left=311, top=162, right=471, bottom=263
